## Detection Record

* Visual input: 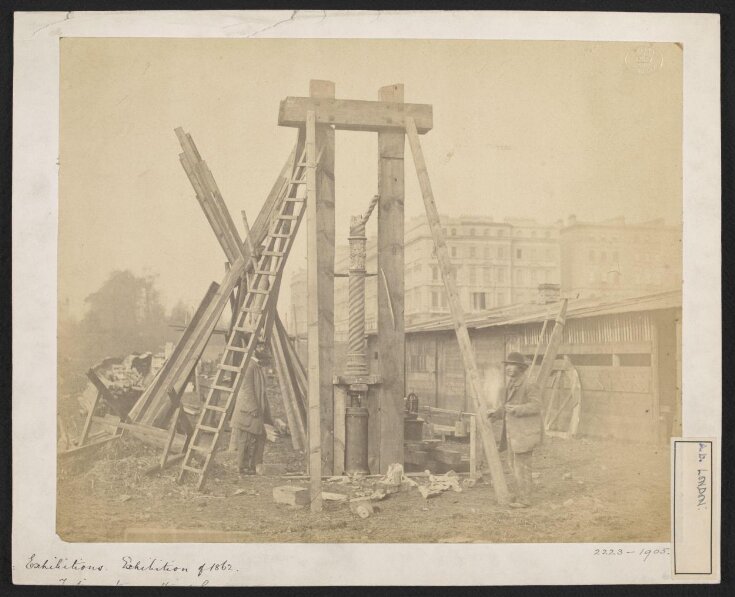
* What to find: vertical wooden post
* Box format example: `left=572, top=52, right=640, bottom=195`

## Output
left=376, top=84, right=406, bottom=473
left=333, top=385, right=347, bottom=475
left=651, top=316, right=661, bottom=442
left=306, top=109, right=322, bottom=511
left=469, top=414, right=477, bottom=479
left=309, top=80, right=336, bottom=478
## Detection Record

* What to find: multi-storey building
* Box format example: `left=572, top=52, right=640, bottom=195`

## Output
left=559, top=215, right=682, bottom=299
left=289, top=214, right=562, bottom=338
left=403, top=215, right=561, bottom=323
left=288, top=214, right=681, bottom=340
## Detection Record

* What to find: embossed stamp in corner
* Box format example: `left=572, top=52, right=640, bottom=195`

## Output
left=625, top=45, right=664, bottom=74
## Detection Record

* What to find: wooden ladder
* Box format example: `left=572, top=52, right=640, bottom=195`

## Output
left=177, top=146, right=314, bottom=490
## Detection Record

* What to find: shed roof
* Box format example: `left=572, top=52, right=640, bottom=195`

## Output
left=404, top=289, right=682, bottom=334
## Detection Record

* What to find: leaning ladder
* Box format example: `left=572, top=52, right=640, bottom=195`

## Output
left=177, top=146, right=314, bottom=490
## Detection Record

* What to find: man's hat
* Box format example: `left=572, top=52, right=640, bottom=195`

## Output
left=502, top=352, right=528, bottom=367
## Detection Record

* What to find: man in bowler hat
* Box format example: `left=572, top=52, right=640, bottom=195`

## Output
left=487, top=352, right=542, bottom=508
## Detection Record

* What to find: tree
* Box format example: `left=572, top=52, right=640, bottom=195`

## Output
left=78, top=270, right=169, bottom=363
left=169, top=299, right=191, bottom=326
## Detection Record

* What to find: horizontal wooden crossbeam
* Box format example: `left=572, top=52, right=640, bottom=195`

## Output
left=278, top=97, right=433, bottom=134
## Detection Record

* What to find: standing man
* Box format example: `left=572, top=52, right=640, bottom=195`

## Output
left=487, top=352, right=542, bottom=508
left=231, top=341, right=272, bottom=476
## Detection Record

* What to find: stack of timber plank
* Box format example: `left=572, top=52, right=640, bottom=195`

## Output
left=403, top=438, right=464, bottom=472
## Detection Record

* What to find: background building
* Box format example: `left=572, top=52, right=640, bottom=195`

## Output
left=288, top=213, right=681, bottom=341
left=560, top=215, right=682, bottom=299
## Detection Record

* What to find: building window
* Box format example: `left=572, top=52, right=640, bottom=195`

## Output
left=432, top=291, right=440, bottom=308
left=530, top=269, right=538, bottom=283
left=497, top=229, right=504, bottom=237
left=497, top=268, right=505, bottom=283
left=431, top=264, right=438, bottom=281
left=516, top=248, right=522, bottom=259
left=441, top=291, right=447, bottom=308
left=498, top=247, right=505, bottom=259
left=470, top=228, right=476, bottom=236
left=516, top=269, right=524, bottom=284
left=450, top=228, right=457, bottom=236
left=469, top=246, right=476, bottom=258
left=451, top=246, right=457, bottom=258
left=472, top=292, right=487, bottom=310
left=483, top=246, right=490, bottom=259
left=469, top=267, right=476, bottom=284
left=483, top=267, right=492, bottom=284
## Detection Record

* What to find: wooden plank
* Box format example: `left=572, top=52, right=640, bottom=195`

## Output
left=145, top=259, right=245, bottom=426
left=333, top=384, right=347, bottom=475
left=275, top=315, right=307, bottom=421
left=276, top=314, right=307, bottom=394
left=132, top=142, right=299, bottom=427
left=531, top=300, right=568, bottom=391
left=178, top=151, right=240, bottom=262
left=270, top=323, right=306, bottom=450
left=160, top=406, right=181, bottom=469
left=92, top=417, right=187, bottom=450
left=176, top=129, right=243, bottom=255
left=376, top=84, right=406, bottom=473
left=469, top=414, right=480, bottom=478
left=84, top=368, right=127, bottom=419
left=278, top=96, right=433, bottom=134
left=405, top=117, right=510, bottom=505
left=305, top=110, right=322, bottom=512
left=58, top=435, right=120, bottom=459
left=250, top=145, right=297, bottom=252
left=129, top=282, right=219, bottom=422
left=310, top=80, right=336, bottom=480
left=78, top=390, right=101, bottom=446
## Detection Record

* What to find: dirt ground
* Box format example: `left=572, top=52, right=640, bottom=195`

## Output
left=57, top=430, right=670, bottom=544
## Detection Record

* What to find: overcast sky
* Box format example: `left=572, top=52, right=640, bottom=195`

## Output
left=59, top=38, right=682, bottom=321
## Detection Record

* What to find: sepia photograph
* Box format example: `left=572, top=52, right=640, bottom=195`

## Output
left=55, top=37, right=682, bottom=544
left=11, top=9, right=721, bottom=586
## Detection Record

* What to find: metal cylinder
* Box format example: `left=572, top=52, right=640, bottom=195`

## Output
left=344, top=406, right=369, bottom=475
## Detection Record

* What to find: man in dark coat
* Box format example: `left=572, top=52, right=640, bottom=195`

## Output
left=488, top=352, right=542, bottom=508
left=231, top=342, right=271, bottom=475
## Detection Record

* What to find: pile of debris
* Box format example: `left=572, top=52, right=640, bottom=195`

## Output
left=273, top=464, right=479, bottom=518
